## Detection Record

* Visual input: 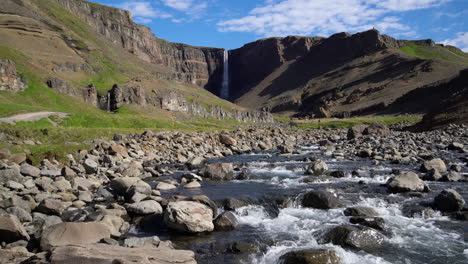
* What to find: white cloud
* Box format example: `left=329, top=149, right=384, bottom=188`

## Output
left=116, top=1, right=171, bottom=23
left=161, top=0, right=208, bottom=17
left=218, top=0, right=450, bottom=37
left=442, top=32, right=468, bottom=52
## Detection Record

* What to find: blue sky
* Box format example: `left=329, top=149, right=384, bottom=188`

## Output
left=91, top=0, right=467, bottom=51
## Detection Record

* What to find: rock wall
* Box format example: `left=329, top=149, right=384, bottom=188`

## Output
left=0, top=59, right=27, bottom=92
left=54, top=0, right=224, bottom=93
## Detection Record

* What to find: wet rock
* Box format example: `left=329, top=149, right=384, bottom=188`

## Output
left=349, top=217, right=386, bottom=232
left=279, top=249, right=341, bottom=264
left=184, top=181, right=201, bottom=189
left=214, top=211, right=239, bottom=231
left=422, top=168, right=442, bottom=181
left=164, top=201, right=214, bottom=233
left=126, top=200, right=163, bottom=215
left=330, top=171, right=346, bottom=178
left=433, top=189, right=465, bottom=212
left=110, top=177, right=151, bottom=196
left=40, top=222, right=111, bottom=250
left=302, top=191, right=339, bottom=209
left=344, top=207, right=378, bottom=217
left=205, top=163, right=233, bottom=180
left=227, top=241, right=261, bottom=254
left=440, top=171, right=462, bottom=182
left=448, top=142, right=464, bottom=151
left=219, top=134, right=237, bottom=146
left=156, top=182, right=177, bottom=190
left=0, top=215, right=30, bottom=243
left=278, top=144, right=295, bottom=154
left=26, top=243, right=197, bottom=264
left=420, top=158, right=447, bottom=173
left=386, top=171, right=429, bottom=193
left=320, top=225, right=385, bottom=250
left=305, top=159, right=328, bottom=176
left=222, top=198, right=248, bottom=211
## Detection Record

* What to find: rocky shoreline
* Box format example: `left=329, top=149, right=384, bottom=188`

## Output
left=0, top=123, right=467, bottom=263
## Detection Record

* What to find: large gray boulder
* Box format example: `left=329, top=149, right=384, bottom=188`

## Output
left=363, top=122, right=390, bottom=137
left=279, top=249, right=341, bottom=264
left=302, top=191, right=339, bottom=209
left=204, top=163, right=233, bottom=181
left=24, top=243, right=197, bottom=264
left=219, top=134, right=237, bottom=146
left=305, top=160, right=328, bottom=176
left=110, top=177, right=151, bottom=196
left=40, top=222, right=111, bottom=250
left=126, top=200, right=163, bottom=215
left=320, top=225, right=385, bottom=250
left=347, top=124, right=367, bottom=140
left=386, top=171, right=429, bottom=193
left=213, top=211, right=239, bottom=231
left=164, top=201, right=214, bottom=233
left=0, top=215, right=30, bottom=243
left=433, top=189, right=465, bottom=212
left=420, top=158, right=447, bottom=173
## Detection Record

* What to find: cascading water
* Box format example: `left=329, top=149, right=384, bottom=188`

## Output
left=220, top=49, right=229, bottom=99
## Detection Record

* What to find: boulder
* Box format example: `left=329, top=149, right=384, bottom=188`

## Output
left=320, top=225, right=385, bottom=250
left=82, top=159, right=98, bottom=174
left=126, top=200, right=163, bottom=215
left=302, top=191, right=339, bottom=209
left=0, top=215, right=30, bottom=243
left=219, top=134, right=237, bottom=146
left=205, top=163, right=233, bottom=180
left=279, top=249, right=340, bottom=264
left=214, top=211, right=239, bottom=231
left=347, top=124, right=367, bottom=140
left=0, top=248, right=33, bottom=264
left=422, top=168, right=442, bottom=181
left=440, top=171, right=462, bottom=182
left=343, top=207, right=378, bottom=217
left=164, top=201, right=214, bottom=233
left=433, top=189, right=465, bottom=212
left=25, top=243, right=196, bottom=264
left=363, top=122, right=390, bottom=137
left=40, top=222, right=111, bottom=250
left=184, top=181, right=201, bottom=189
left=349, top=217, right=386, bottom=232
left=420, top=158, right=447, bottom=173
left=34, top=199, right=66, bottom=216
left=386, top=171, right=429, bottom=193
left=156, top=182, right=177, bottom=190
left=0, top=167, right=22, bottom=184
left=20, top=164, right=41, bottom=177
left=110, top=177, right=151, bottom=196
left=306, top=160, right=328, bottom=176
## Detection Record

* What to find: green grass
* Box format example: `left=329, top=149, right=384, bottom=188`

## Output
left=279, top=116, right=422, bottom=129
left=399, top=44, right=468, bottom=65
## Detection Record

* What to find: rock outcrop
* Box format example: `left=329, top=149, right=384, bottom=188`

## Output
left=0, top=60, right=26, bottom=92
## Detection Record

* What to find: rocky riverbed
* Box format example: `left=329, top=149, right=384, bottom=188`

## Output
left=0, top=123, right=467, bottom=264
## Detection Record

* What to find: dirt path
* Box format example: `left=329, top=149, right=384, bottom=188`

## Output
left=0, top=112, right=68, bottom=124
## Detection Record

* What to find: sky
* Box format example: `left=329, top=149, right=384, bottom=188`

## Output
left=91, top=0, right=468, bottom=51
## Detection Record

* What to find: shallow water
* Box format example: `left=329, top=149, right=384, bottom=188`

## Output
left=150, top=145, right=468, bottom=264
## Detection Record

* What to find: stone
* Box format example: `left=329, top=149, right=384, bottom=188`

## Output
left=6, top=207, right=32, bottom=223
left=222, top=198, right=248, bottom=211
left=72, top=177, right=100, bottom=190
left=123, top=236, right=160, bottom=248
left=126, top=200, right=163, bottom=215
left=448, top=142, right=464, bottom=151
left=6, top=180, right=24, bottom=190
left=34, top=199, right=66, bottom=216
left=110, top=177, right=151, bottom=196
left=156, top=182, right=177, bottom=190
left=0, top=167, right=22, bottom=184
left=0, top=215, right=30, bottom=243
left=279, top=249, right=340, bottom=264
left=83, top=159, right=99, bottom=174
left=330, top=170, right=346, bottom=178
left=347, top=124, right=367, bottom=139
left=440, top=171, right=462, bottom=182
left=363, top=122, right=390, bottom=137
left=61, top=166, right=76, bottom=179
left=344, top=207, right=378, bottom=217
left=9, top=153, right=26, bottom=165
left=205, top=163, right=233, bottom=180
left=320, top=225, right=385, bottom=250
left=214, top=211, right=239, bottom=231
left=306, top=159, right=328, bottom=176
left=40, top=170, right=61, bottom=177
left=109, top=145, right=129, bottom=157
left=100, top=215, right=127, bottom=237
left=53, top=179, right=71, bottom=191
left=0, top=248, right=33, bottom=264
left=278, top=144, right=295, bottom=154
left=302, top=191, right=339, bottom=209
left=420, top=158, right=447, bottom=173
left=349, top=217, right=386, bottom=232
left=26, top=243, right=196, bottom=264
left=386, top=171, right=429, bottom=193
left=164, top=201, right=214, bottom=233
left=219, top=134, right=237, bottom=146
left=422, top=168, right=442, bottom=181
left=433, top=189, right=465, bottom=212
left=0, top=60, right=27, bottom=92
left=40, top=222, right=111, bottom=250
left=184, top=181, right=201, bottom=189
left=20, top=164, right=40, bottom=177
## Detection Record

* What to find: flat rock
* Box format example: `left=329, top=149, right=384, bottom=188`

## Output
left=0, top=215, right=30, bottom=243
left=40, top=222, right=111, bottom=250
left=126, top=200, right=163, bottom=215
left=164, top=201, right=214, bottom=233
left=280, top=249, right=341, bottom=264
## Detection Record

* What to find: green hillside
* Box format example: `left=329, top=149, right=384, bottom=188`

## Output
left=399, top=44, right=468, bottom=65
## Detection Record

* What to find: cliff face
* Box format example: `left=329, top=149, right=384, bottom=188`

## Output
left=54, top=0, right=224, bottom=93
left=230, top=29, right=467, bottom=118
left=0, top=60, right=27, bottom=92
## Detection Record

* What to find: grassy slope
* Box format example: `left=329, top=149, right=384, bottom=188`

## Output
left=277, top=116, right=422, bottom=129
left=399, top=44, right=468, bottom=65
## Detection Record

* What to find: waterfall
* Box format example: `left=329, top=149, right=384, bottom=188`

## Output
left=220, top=49, right=229, bottom=99
left=107, top=92, right=111, bottom=112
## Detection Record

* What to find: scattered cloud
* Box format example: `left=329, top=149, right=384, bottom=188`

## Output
left=218, top=0, right=451, bottom=37
left=161, top=0, right=208, bottom=17
left=116, top=1, right=171, bottom=23
left=442, top=32, right=468, bottom=52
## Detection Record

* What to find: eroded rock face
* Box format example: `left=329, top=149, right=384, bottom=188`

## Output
left=164, top=201, right=214, bottom=233
left=24, top=243, right=197, bottom=264
left=0, top=60, right=26, bottom=92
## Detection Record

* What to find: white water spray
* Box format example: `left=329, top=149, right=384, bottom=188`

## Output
left=220, top=49, right=229, bottom=99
